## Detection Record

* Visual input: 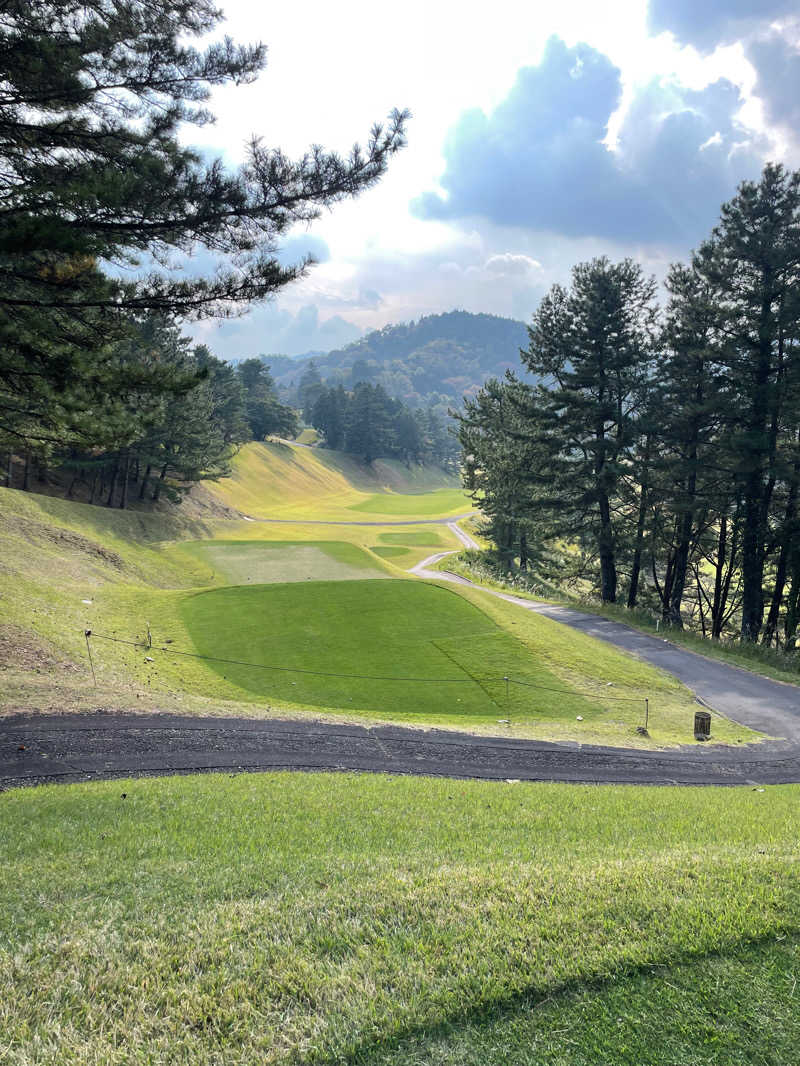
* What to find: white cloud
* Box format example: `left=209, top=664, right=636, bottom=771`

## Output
left=175, top=1, right=794, bottom=355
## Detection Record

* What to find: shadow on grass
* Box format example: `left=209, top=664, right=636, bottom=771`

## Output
left=330, top=930, right=800, bottom=1065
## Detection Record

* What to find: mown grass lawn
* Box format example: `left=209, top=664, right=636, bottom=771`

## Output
left=348, top=488, right=469, bottom=517
left=1, top=773, right=798, bottom=1064
left=178, top=578, right=604, bottom=723
left=176, top=539, right=390, bottom=584
left=378, top=530, right=445, bottom=546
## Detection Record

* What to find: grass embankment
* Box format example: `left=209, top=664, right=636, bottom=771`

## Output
left=294, top=427, right=319, bottom=445
left=203, top=440, right=470, bottom=520
left=0, top=488, right=454, bottom=717
left=1, top=773, right=798, bottom=1064
left=441, top=549, right=800, bottom=692
left=0, top=486, right=755, bottom=744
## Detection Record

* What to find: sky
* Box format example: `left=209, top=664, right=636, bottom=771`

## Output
left=185, top=0, right=800, bottom=358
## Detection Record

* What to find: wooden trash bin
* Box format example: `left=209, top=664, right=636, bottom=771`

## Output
left=694, top=710, right=712, bottom=740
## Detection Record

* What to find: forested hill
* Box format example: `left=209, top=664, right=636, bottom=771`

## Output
left=271, top=311, right=530, bottom=412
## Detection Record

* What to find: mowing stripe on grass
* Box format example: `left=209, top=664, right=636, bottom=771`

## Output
left=174, top=580, right=606, bottom=723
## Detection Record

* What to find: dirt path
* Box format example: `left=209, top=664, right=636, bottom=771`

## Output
left=2, top=712, right=798, bottom=790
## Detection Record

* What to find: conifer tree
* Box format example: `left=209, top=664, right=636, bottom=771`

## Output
left=693, top=165, right=800, bottom=641
left=0, top=0, right=406, bottom=449
left=522, top=258, right=657, bottom=602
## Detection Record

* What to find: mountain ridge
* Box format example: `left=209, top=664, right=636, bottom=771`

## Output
left=268, top=310, right=531, bottom=415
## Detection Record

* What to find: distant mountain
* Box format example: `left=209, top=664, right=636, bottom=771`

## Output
left=268, top=311, right=531, bottom=415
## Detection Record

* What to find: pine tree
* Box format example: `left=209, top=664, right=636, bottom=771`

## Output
left=522, top=258, right=657, bottom=602
left=311, top=386, right=347, bottom=450
left=236, top=359, right=297, bottom=441
left=0, top=0, right=407, bottom=450
left=693, top=165, right=800, bottom=640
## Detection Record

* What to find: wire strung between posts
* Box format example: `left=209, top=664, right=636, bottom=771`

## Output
left=88, top=632, right=498, bottom=683
left=86, top=629, right=651, bottom=709
left=508, top=677, right=647, bottom=703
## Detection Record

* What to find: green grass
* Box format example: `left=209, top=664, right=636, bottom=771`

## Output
left=433, top=579, right=756, bottom=746
left=349, top=488, right=469, bottom=517
left=176, top=539, right=389, bottom=584
left=204, top=442, right=462, bottom=520
left=378, top=530, right=445, bottom=547
left=370, top=544, right=411, bottom=559
left=2, top=772, right=799, bottom=1064
left=0, top=486, right=760, bottom=745
left=177, top=578, right=603, bottom=723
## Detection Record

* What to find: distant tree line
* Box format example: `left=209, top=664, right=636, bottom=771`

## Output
left=460, top=164, right=800, bottom=648
left=306, top=377, right=457, bottom=466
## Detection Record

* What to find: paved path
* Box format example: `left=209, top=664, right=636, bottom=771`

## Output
left=2, top=712, right=797, bottom=790
left=413, top=540, right=800, bottom=743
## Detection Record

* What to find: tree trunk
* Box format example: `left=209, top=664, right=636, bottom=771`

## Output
left=784, top=547, right=800, bottom=651
left=519, top=530, right=529, bottom=572
left=105, top=458, right=119, bottom=507
left=710, top=516, right=728, bottom=640
left=152, top=463, right=168, bottom=502
left=597, top=493, right=617, bottom=603
left=5, top=452, right=12, bottom=487
left=627, top=436, right=651, bottom=609
left=22, top=452, right=30, bottom=491
left=139, top=463, right=152, bottom=500
left=762, top=461, right=799, bottom=647
left=119, top=449, right=130, bottom=510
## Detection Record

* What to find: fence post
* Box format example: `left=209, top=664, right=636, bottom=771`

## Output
left=645, top=698, right=649, bottom=731
left=84, top=629, right=97, bottom=687
left=504, top=675, right=509, bottom=701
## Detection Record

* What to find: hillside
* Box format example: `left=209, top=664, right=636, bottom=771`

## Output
left=202, top=440, right=468, bottom=520
left=0, top=439, right=736, bottom=748
left=271, top=310, right=531, bottom=413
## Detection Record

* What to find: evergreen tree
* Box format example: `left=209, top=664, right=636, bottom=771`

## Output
left=344, top=383, right=395, bottom=463
left=236, top=359, right=297, bottom=441
left=298, top=363, right=325, bottom=423
left=311, top=385, right=347, bottom=450
left=0, top=0, right=406, bottom=450
left=522, top=258, right=657, bottom=602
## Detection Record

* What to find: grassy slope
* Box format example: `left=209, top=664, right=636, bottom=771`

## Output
left=432, top=579, right=754, bottom=746
left=1, top=772, right=798, bottom=1064
left=440, top=551, right=800, bottom=692
left=0, top=489, right=423, bottom=718
left=0, top=485, right=757, bottom=745
left=203, top=441, right=470, bottom=520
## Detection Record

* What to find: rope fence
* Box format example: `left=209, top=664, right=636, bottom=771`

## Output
left=83, top=629, right=651, bottom=730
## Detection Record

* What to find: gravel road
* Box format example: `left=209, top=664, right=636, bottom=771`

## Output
left=2, top=712, right=797, bottom=790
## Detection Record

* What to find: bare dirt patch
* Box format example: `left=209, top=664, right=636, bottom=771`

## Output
left=0, top=624, right=78, bottom=673
left=1, top=512, right=125, bottom=569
